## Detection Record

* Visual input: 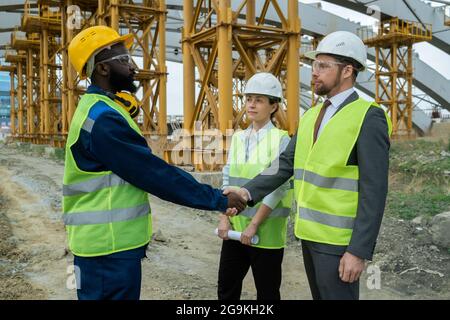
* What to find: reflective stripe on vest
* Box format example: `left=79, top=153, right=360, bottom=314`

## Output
left=299, top=207, right=355, bottom=229
left=294, top=169, right=358, bottom=192
left=240, top=206, right=291, bottom=218
left=82, top=117, right=95, bottom=133
left=63, top=173, right=130, bottom=196
left=64, top=203, right=150, bottom=226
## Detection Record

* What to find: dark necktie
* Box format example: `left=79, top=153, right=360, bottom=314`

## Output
left=313, top=99, right=331, bottom=143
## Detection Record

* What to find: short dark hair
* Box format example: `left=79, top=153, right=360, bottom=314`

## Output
left=328, top=54, right=362, bottom=82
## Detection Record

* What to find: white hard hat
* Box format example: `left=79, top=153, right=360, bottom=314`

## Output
left=305, top=31, right=367, bottom=71
left=244, top=72, right=283, bottom=101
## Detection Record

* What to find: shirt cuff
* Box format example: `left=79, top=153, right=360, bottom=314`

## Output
left=261, top=186, right=287, bottom=210
left=261, top=197, right=277, bottom=210
left=241, top=187, right=252, bottom=201
left=217, top=195, right=228, bottom=212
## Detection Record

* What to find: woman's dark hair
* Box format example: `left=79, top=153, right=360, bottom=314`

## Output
left=268, top=96, right=281, bottom=124
left=268, top=96, right=281, bottom=105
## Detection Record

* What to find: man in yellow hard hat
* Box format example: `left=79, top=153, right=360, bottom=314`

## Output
left=64, top=26, right=246, bottom=300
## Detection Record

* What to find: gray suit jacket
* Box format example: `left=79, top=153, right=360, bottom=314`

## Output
left=243, top=91, right=390, bottom=260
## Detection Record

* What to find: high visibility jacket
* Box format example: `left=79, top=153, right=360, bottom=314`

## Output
left=63, top=93, right=152, bottom=257
left=228, top=127, right=292, bottom=249
left=293, top=98, right=391, bottom=246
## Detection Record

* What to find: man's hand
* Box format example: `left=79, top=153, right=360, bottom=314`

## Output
left=223, top=187, right=249, bottom=201
left=223, top=188, right=247, bottom=216
left=241, top=222, right=258, bottom=246
left=339, top=252, right=366, bottom=283
left=217, top=214, right=231, bottom=240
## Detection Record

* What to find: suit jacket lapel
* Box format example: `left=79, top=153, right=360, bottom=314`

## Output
left=332, top=91, right=360, bottom=118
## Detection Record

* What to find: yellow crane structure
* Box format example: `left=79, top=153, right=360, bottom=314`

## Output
left=2, top=2, right=441, bottom=167
left=8, top=31, right=41, bottom=144
left=3, top=0, right=167, bottom=146
left=21, top=0, right=62, bottom=145
left=163, top=0, right=300, bottom=171
left=359, top=18, right=432, bottom=138
left=181, top=0, right=300, bottom=135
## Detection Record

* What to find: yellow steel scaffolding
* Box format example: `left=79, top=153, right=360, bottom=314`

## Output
left=2, top=1, right=303, bottom=171
left=4, top=0, right=167, bottom=146
left=359, top=18, right=432, bottom=138
left=22, top=0, right=64, bottom=146
left=181, top=0, right=300, bottom=135
left=164, top=0, right=300, bottom=171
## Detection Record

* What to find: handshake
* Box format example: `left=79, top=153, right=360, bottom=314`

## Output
left=223, top=187, right=250, bottom=217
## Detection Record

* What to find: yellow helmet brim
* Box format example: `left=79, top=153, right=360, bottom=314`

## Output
left=116, top=33, right=134, bottom=50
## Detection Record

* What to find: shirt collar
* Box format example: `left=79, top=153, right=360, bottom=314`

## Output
left=86, top=85, right=109, bottom=96
left=328, top=87, right=355, bottom=110
left=240, top=120, right=274, bottom=143
left=244, top=120, right=274, bottom=135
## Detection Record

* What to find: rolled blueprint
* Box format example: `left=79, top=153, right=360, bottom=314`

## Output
left=214, top=228, right=259, bottom=245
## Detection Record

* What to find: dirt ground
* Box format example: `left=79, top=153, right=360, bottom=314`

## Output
left=0, top=143, right=448, bottom=300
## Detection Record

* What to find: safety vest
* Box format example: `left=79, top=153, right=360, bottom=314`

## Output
left=293, top=98, right=392, bottom=246
left=63, top=93, right=152, bottom=257
left=228, top=126, right=293, bottom=249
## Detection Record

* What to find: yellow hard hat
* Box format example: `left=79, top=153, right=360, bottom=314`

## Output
left=114, top=91, right=141, bottom=118
left=68, top=26, right=134, bottom=79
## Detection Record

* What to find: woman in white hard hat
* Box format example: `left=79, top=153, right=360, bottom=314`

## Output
left=216, top=72, right=292, bottom=300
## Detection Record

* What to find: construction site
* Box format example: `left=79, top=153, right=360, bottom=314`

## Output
left=0, top=0, right=449, bottom=300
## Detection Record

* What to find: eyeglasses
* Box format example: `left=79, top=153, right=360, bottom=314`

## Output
left=312, top=60, right=346, bottom=73
left=94, top=53, right=132, bottom=68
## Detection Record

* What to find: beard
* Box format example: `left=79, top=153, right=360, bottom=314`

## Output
left=315, top=72, right=342, bottom=96
left=110, top=67, right=137, bottom=93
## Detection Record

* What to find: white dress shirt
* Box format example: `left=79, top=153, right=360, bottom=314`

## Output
left=317, top=87, right=355, bottom=137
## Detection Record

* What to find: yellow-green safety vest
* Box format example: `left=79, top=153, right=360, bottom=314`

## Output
left=63, top=93, right=152, bottom=257
left=228, top=127, right=293, bottom=249
left=293, top=98, right=392, bottom=246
